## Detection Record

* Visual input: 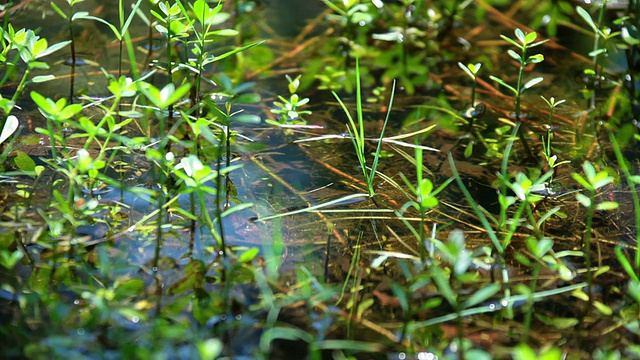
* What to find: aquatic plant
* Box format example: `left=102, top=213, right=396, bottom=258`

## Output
left=269, top=74, right=311, bottom=126
left=572, top=161, right=617, bottom=300
left=49, top=0, right=83, bottom=99
left=4, top=0, right=640, bottom=358
left=333, top=59, right=395, bottom=197
left=576, top=3, right=620, bottom=110
left=490, top=28, right=547, bottom=160
left=0, top=26, right=70, bottom=160
left=540, top=96, right=569, bottom=185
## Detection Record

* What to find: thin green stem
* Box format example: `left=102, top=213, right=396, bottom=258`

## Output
left=609, top=131, right=640, bottom=277
left=584, top=190, right=595, bottom=303
left=68, top=1, right=76, bottom=102
left=523, top=263, right=540, bottom=341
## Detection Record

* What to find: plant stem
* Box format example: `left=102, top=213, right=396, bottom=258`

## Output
left=584, top=189, right=595, bottom=304
left=609, top=131, right=640, bottom=277
left=523, top=263, right=540, bottom=341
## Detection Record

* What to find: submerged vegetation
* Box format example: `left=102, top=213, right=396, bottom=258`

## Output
left=1, top=0, right=640, bottom=358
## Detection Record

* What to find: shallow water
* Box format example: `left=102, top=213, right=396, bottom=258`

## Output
left=2, top=0, right=640, bottom=357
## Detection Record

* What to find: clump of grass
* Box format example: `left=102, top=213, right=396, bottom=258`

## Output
left=333, top=59, right=395, bottom=197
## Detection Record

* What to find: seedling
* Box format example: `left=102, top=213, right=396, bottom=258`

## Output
left=490, top=29, right=548, bottom=160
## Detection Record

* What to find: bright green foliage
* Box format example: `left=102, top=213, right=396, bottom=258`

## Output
left=2, top=0, right=640, bottom=358
left=269, top=75, right=311, bottom=125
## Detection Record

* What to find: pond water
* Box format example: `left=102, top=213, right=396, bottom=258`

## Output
left=1, top=0, right=639, bottom=358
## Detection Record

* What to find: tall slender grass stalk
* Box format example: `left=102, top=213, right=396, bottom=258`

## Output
left=448, top=153, right=512, bottom=307
left=608, top=131, right=640, bottom=278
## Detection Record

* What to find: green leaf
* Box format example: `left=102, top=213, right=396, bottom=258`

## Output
left=30, top=91, right=53, bottom=113
left=31, top=75, right=55, bottom=83
left=197, top=339, right=223, bottom=360
left=208, top=29, right=238, bottom=37
left=572, top=173, right=593, bottom=191
left=507, top=49, right=522, bottom=62
left=458, top=62, right=479, bottom=79
left=588, top=48, right=607, bottom=57
left=238, top=247, right=259, bottom=262
left=628, top=280, right=640, bottom=303
left=464, top=141, right=473, bottom=158
left=596, top=201, right=618, bottom=211
left=575, top=193, right=591, bottom=208
left=512, top=343, right=536, bottom=360
left=203, top=40, right=264, bottom=65
left=524, top=31, right=537, bottom=44
left=527, top=237, right=553, bottom=258
left=356, top=298, right=374, bottom=319
left=120, top=0, right=144, bottom=37
left=164, top=83, right=191, bottom=107
left=50, top=2, right=68, bottom=19
left=515, top=28, right=526, bottom=43
left=523, top=77, right=544, bottom=90
left=592, top=174, right=614, bottom=190
left=431, top=266, right=456, bottom=307
left=489, top=75, right=518, bottom=95
left=515, top=252, right=531, bottom=266
left=527, top=54, right=545, bottom=64
left=536, top=206, right=561, bottom=228
left=114, top=278, right=145, bottom=297
left=463, top=282, right=500, bottom=308
left=593, top=300, right=612, bottom=315
left=529, top=39, right=550, bottom=48
left=500, top=34, right=521, bottom=49
left=622, top=25, right=640, bottom=45
left=583, top=161, right=597, bottom=181
left=0, top=115, right=18, bottom=145
left=34, top=40, right=71, bottom=59
left=0, top=249, right=23, bottom=270
left=615, top=246, right=639, bottom=281
left=576, top=6, right=599, bottom=34
left=230, top=114, right=261, bottom=124
left=468, top=63, right=481, bottom=75
left=14, top=151, right=36, bottom=172
left=192, top=0, right=214, bottom=25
